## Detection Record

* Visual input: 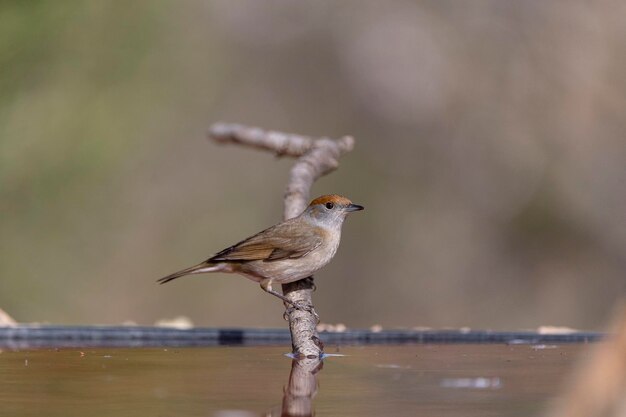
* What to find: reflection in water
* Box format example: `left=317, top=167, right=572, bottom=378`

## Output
left=271, top=357, right=322, bottom=417
left=0, top=345, right=588, bottom=417
left=219, top=356, right=323, bottom=417
left=440, top=377, right=502, bottom=389
left=281, top=357, right=323, bottom=417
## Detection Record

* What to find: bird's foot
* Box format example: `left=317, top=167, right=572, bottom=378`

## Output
left=283, top=301, right=320, bottom=323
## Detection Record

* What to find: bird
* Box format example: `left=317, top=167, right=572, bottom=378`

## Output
left=157, top=194, right=364, bottom=308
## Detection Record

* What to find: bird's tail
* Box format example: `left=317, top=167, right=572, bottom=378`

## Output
left=157, top=262, right=224, bottom=284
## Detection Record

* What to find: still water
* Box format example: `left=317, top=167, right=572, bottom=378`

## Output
left=0, top=343, right=587, bottom=417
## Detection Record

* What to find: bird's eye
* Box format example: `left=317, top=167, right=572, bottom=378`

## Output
left=325, top=202, right=334, bottom=210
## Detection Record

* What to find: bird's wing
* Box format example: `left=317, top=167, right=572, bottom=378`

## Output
left=208, top=220, right=324, bottom=263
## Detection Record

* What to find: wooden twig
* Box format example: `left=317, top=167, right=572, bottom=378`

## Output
left=208, top=123, right=355, bottom=357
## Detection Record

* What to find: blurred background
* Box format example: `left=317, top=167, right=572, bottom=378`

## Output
left=1, top=1, right=624, bottom=330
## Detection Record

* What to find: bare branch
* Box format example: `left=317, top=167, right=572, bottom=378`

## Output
left=282, top=138, right=353, bottom=219
left=208, top=123, right=355, bottom=357
left=210, top=122, right=316, bottom=157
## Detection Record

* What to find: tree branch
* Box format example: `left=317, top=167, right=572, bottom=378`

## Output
left=208, top=122, right=355, bottom=357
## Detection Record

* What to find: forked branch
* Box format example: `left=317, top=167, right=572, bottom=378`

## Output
left=208, top=122, right=355, bottom=357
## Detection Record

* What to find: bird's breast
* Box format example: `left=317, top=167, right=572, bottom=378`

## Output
left=313, top=227, right=341, bottom=266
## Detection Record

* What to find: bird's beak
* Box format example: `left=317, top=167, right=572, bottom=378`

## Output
left=345, top=203, right=364, bottom=212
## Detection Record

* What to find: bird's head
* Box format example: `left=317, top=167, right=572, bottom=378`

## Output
left=303, top=194, right=364, bottom=229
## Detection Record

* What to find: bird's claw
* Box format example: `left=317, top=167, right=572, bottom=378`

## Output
left=282, top=301, right=320, bottom=323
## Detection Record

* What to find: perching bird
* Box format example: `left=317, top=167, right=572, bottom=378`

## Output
left=158, top=194, right=363, bottom=307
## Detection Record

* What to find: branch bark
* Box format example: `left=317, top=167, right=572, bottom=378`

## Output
left=208, top=122, right=355, bottom=357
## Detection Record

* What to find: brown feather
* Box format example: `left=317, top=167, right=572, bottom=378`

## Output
left=208, top=218, right=323, bottom=263
left=158, top=262, right=217, bottom=284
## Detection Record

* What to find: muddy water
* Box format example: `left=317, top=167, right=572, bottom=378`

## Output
left=0, top=343, right=587, bottom=417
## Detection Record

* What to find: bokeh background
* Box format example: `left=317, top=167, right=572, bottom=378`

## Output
left=1, top=1, right=624, bottom=330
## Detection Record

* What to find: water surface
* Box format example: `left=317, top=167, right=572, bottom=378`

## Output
left=0, top=343, right=587, bottom=416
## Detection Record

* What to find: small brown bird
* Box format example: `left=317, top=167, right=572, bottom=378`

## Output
left=158, top=194, right=363, bottom=307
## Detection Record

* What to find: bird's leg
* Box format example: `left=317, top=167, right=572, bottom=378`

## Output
left=260, top=279, right=297, bottom=307
left=261, top=279, right=318, bottom=321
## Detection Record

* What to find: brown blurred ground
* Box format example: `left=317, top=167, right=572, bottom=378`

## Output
left=0, top=1, right=624, bottom=329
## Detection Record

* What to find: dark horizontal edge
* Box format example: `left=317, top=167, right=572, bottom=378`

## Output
left=0, top=325, right=604, bottom=349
